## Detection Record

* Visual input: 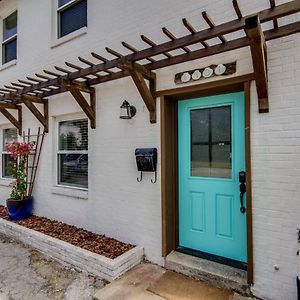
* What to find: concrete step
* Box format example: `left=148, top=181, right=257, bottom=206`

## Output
left=165, top=251, right=249, bottom=295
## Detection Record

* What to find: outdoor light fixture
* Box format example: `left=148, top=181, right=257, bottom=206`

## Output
left=120, top=100, right=136, bottom=119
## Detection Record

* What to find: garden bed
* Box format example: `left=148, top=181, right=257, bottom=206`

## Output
left=0, top=205, right=133, bottom=259
left=0, top=205, right=144, bottom=281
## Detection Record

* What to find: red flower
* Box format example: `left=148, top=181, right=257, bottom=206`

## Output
left=6, top=141, right=34, bottom=159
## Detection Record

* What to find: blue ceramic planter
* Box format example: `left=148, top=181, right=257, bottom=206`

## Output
left=6, top=197, right=33, bottom=221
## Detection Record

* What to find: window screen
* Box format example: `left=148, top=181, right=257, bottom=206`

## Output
left=2, top=128, right=18, bottom=178
left=58, top=0, right=87, bottom=38
left=57, top=119, right=88, bottom=188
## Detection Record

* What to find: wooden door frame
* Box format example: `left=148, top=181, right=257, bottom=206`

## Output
left=159, top=73, right=254, bottom=284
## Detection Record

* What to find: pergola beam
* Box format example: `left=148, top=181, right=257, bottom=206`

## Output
left=9, top=92, right=47, bottom=104
left=0, top=1, right=298, bottom=104
left=119, top=57, right=156, bottom=81
left=60, top=79, right=94, bottom=94
left=0, top=102, right=19, bottom=109
left=245, top=14, right=269, bottom=113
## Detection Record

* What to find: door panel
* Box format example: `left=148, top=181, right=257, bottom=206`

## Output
left=178, top=92, right=247, bottom=263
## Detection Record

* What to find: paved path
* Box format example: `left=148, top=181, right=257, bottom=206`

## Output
left=94, top=263, right=254, bottom=300
left=0, top=233, right=254, bottom=300
left=0, top=234, right=104, bottom=300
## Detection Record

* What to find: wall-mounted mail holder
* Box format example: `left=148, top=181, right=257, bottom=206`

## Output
left=135, top=148, right=157, bottom=183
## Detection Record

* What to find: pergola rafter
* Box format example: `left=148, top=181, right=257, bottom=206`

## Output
left=0, top=0, right=299, bottom=131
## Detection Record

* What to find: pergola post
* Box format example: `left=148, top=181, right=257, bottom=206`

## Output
left=245, top=14, right=269, bottom=113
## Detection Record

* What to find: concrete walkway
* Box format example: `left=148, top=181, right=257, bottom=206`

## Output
left=0, top=234, right=104, bottom=300
left=0, top=232, right=254, bottom=300
left=94, top=263, right=253, bottom=300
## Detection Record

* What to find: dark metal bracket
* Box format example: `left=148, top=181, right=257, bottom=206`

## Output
left=151, top=172, right=157, bottom=184
left=136, top=171, right=157, bottom=183
left=137, top=172, right=143, bottom=182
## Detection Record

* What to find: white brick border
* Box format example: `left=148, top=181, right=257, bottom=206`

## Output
left=0, top=218, right=144, bottom=282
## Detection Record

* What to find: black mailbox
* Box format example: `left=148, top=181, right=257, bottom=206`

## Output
left=135, top=148, right=157, bottom=172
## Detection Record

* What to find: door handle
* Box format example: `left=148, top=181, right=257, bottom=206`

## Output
left=239, top=171, right=246, bottom=214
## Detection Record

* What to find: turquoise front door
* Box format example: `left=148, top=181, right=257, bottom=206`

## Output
left=178, top=92, right=247, bottom=263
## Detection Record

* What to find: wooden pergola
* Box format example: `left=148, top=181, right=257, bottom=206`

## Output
left=0, top=0, right=299, bottom=134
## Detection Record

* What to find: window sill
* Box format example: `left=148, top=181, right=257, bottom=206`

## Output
left=0, top=59, right=17, bottom=71
left=0, top=178, right=14, bottom=187
left=51, top=27, right=87, bottom=48
left=51, top=186, right=88, bottom=200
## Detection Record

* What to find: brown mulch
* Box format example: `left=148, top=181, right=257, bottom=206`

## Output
left=0, top=205, right=134, bottom=259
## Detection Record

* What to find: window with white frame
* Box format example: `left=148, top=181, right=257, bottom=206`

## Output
left=2, top=128, right=17, bottom=178
left=57, top=118, right=88, bottom=188
left=2, top=11, right=17, bottom=65
left=57, top=0, right=87, bottom=38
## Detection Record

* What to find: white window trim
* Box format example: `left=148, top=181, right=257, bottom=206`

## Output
left=0, top=58, right=17, bottom=71
left=1, top=10, right=17, bottom=66
left=51, top=26, right=87, bottom=48
left=53, top=114, right=89, bottom=192
left=0, top=126, right=18, bottom=184
left=51, top=0, right=87, bottom=48
left=51, top=185, right=88, bottom=200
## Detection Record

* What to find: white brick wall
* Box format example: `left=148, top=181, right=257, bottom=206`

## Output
left=0, top=1, right=299, bottom=299
left=250, top=34, right=300, bottom=300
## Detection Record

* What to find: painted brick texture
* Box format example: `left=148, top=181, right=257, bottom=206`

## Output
left=0, top=1, right=299, bottom=299
left=249, top=34, right=300, bottom=300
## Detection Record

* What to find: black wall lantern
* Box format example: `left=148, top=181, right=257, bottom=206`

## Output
left=120, top=100, right=136, bottom=119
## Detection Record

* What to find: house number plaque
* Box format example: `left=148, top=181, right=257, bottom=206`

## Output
left=175, top=61, right=236, bottom=85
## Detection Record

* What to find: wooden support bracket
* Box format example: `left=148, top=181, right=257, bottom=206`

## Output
left=245, top=14, right=269, bottom=113
left=61, top=80, right=96, bottom=129
left=22, top=97, right=49, bottom=132
left=0, top=103, right=22, bottom=135
left=119, top=58, right=157, bottom=123
left=7, top=93, right=48, bottom=132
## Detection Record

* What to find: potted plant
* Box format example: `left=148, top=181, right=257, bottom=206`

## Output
left=6, top=141, right=34, bottom=220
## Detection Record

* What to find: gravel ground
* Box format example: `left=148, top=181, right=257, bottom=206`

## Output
left=0, top=234, right=105, bottom=300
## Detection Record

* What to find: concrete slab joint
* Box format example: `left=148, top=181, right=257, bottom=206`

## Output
left=0, top=218, right=144, bottom=282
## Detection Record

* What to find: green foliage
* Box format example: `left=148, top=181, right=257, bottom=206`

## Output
left=6, top=141, right=34, bottom=201
left=8, top=156, right=27, bottom=200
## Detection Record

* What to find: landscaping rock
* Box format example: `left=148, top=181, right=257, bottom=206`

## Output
left=0, top=205, right=133, bottom=259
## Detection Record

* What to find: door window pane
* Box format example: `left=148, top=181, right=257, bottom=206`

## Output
left=191, top=106, right=232, bottom=178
